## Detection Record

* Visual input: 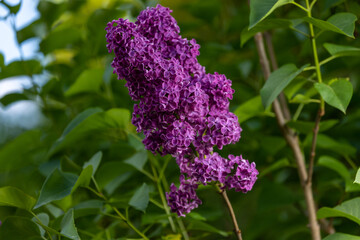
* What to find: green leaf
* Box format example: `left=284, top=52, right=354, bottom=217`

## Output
left=188, top=219, right=229, bottom=237
left=49, top=108, right=130, bottom=155
left=0, top=130, right=43, bottom=173
left=306, top=134, right=356, bottom=157
left=124, top=151, right=148, bottom=171
left=290, top=94, right=320, bottom=104
left=317, top=197, right=360, bottom=226
left=318, top=156, right=360, bottom=192
left=35, top=169, right=78, bottom=209
left=234, top=96, right=274, bottom=123
left=259, top=158, right=290, bottom=178
left=129, top=183, right=150, bottom=212
left=0, top=93, right=28, bottom=106
left=0, top=60, right=42, bottom=79
left=0, top=186, right=36, bottom=211
left=83, top=151, right=102, bottom=176
left=260, top=64, right=308, bottom=108
left=314, top=78, right=353, bottom=113
left=241, top=19, right=292, bottom=46
left=324, top=43, right=360, bottom=57
left=65, top=68, right=104, bottom=97
left=40, top=27, right=82, bottom=54
left=71, top=165, right=93, bottom=193
left=0, top=217, right=41, bottom=239
left=249, top=0, right=294, bottom=29
left=354, top=168, right=360, bottom=185
left=323, top=233, right=360, bottom=240
left=73, top=200, right=103, bottom=218
left=96, top=162, right=133, bottom=195
left=60, top=209, right=80, bottom=240
left=303, top=13, right=357, bottom=38
left=287, top=119, right=338, bottom=134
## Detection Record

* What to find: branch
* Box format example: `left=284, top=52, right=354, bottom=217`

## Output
left=217, top=186, right=243, bottom=240
left=254, top=32, right=321, bottom=240
left=264, top=31, right=291, bottom=120
left=307, top=109, right=324, bottom=184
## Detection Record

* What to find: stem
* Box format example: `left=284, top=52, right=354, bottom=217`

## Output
left=293, top=103, right=304, bottom=121
left=216, top=185, right=243, bottom=240
left=292, top=2, right=309, bottom=12
left=88, top=180, right=150, bottom=240
left=305, top=0, right=325, bottom=112
left=307, top=109, right=324, bottom=184
left=148, top=155, right=177, bottom=233
left=264, top=31, right=291, bottom=120
left=254, top=32, right=321, bottom=240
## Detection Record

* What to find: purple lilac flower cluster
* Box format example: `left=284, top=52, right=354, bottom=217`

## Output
left=106, top=4, right=258, bottom=217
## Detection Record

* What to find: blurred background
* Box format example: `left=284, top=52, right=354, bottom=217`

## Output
left=0, top=0, right=359, bottom=239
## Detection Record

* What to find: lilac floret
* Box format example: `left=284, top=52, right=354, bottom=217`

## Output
left=166, top=175, right=202, bottom=217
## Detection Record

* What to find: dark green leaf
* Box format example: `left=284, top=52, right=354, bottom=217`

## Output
left=0, top=93, right=28, bottom=106
left=83, top=151, right=102, bottom=176
left=73, top=200, right=103, bottom=218
left=0, top=60, right=42, bottom=79
left=260, top=64, right=308, bottom=108
left=35, top=169, right=78, bottom=209
left=317, top=197, right=360, bottom=226
left=60, top=209, right=80, bottom=240
left=188, top=219, right=229, bottom=237
left=314, top=78, right=353, bottom=113
left=249, top=0, right=294, bottom=29
left=258, top=158, right=290, bottom=178
left=305, top=134, right=356, bottom=157
left=0, top=217, right=41, bottom=239
left=0, top=130, right=43, bottom=173
left=324, top=43, right=360, bottom=57
left=318, top=156, right=360, bottom=192
left=287, top=119, right=338, bottom=133
left=303, top=13, right=357, bottom=38
left=323, top=233, right=360, bottom=240
left=49, top=108, right=130, bottom=155
left=0, top=186, right=36, bottom=211
left=96, top=162, right=133, bottom=195
left=124, top=151, right=148, bottom=171
left=65, top=68, right=104, bottom=97
left=241, top=19, right=292, bottom=46
left=40, top=27, right=82, bottom=54
left=129, top=183, right=150, bottom=212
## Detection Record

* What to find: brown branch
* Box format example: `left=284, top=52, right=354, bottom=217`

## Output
left=254, top=32, right=321, bottom=240
left=264, top=31, right=291, bottom=120
left=219, top=187, right=243, bottom=240
left=307, top=109, right=324, bottom=184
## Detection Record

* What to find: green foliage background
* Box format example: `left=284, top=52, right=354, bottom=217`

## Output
left=0, top=0, right=359, bottom=239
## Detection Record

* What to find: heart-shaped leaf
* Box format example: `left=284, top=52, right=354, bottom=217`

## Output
left=314, top=78, right=353, bottom=113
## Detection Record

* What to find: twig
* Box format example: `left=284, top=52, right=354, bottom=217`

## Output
left=216, top=185, right=243, bottom=240
left=307, top=109, right=324, bottom=184
left=254, top=32, right=321, bottom=240
left=264, top=31, right=291, bottom=120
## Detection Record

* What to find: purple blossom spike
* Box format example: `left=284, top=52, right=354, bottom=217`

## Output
left=106, top=4, right=258, bottom=217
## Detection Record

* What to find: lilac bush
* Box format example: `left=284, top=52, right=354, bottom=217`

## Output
left=106, top=4, right=258, bottom=217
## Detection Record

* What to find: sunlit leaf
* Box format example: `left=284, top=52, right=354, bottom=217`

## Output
left=234, top=96, right=274, bottom=123
left=324, top=43, right=360, bottom=57
left=65, top=68, right=104, bottom=97
left=0, top=186, right=36, bottom=211
left=354, top=168, right=360, bottom=185
left=323, top=233, right=360, bottom=240
left=60, top=209, right=80, bottom=240
left=303, top=13, right=357, bottom=38
left=317, top=197, right=360, bottom=226
left=314, top=78, right=353, bottom=113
